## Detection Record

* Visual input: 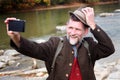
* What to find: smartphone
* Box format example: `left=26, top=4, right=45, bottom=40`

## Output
left=8, top=20, right=25, bottom=32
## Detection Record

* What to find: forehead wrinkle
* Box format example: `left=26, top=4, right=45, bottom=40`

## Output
left=67, top=19, right=84, bottom=28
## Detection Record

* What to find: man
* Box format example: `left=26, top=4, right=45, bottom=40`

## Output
left=5, top=7, right=115, bottom=80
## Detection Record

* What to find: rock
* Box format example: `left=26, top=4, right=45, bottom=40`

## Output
left=99, top=13, right=114, bottom=17
left=0, top=55, right=21, bottom=68
left=4, top=49, right=20, bottom=56
left=94, top=59, right=120, bottom=80
left=94, top=62, right=111, bottom=80
left=0, top=62, right=6, bottom=68
left=9, top=56, right=21, bottom=60
left=116, top=59, right=120, bottom=64
left=114, top=9, right=120, bottom=13
left=36, top=72, right=48, bottom=77
left=0, top=76, right=47, bottom=80
left=107, top=71, right=120, bottom=80
left=0, top=55, right=21, bottom=63
left=0, top=50, right=4, bottom=56
left=25, top=77, right=47, bottom=80
left=15, top=62, right=21, bottom=67
left=0, top=56, right=10, bottom=63
left=105, top=61, right=117, bottom=66
left=114, top=64, right=120, bottom=71
left=0, top=76, right=26, bottom=80
left=7, top=60, right=16, bottom=65
left=56, top=25, right=66, bottom=31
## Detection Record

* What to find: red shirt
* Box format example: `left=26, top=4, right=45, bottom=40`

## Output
left=69, top=57, right=82, bottom=80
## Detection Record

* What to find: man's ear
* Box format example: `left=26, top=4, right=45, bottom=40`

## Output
left=84, top=28, right=89, bottom=36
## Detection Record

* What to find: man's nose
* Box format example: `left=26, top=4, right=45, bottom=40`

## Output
left=70, top=29, right=76, bottom=35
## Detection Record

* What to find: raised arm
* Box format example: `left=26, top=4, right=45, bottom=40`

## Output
left=5, top=18, right=21, bottom=47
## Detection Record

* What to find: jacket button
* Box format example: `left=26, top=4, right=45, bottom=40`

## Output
left=69, top=63, right=72, bottom=66
left=65, top=74, right=69, bottom=77
left=76, top=73, right=80, bottom=76
left=97, top=29, right=100, bottom=32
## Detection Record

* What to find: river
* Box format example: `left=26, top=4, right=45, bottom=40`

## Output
left=0, top=3, right=120, bottom=63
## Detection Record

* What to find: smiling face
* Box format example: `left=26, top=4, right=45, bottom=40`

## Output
left=66, top=19, right=88, bottom=45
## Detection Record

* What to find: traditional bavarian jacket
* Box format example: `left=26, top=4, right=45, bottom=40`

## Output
left=10, top=25, right=115, bottom=80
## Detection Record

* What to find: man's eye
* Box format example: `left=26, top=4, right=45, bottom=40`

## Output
left=75, top=28, right=80, bottom=31
left=69, top=27, right=73, bottom=29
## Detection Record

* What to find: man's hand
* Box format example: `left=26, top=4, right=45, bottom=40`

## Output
left=82, top=7, right=96, bottom=30
left=4, top=18, right=20, bottom=47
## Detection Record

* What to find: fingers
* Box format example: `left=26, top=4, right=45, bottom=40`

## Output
left=4, top=17, right=20, bottom=36
left=82, top=7, right=94, bottom=15
left=4, top=17, right=17, bottom=31
left=4, top=17, right=16, bottom=24
left=81, top=7, right=96, bottom=29
left=5, top=18, right=15, bottom=32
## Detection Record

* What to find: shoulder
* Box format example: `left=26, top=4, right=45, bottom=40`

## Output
left=49, top=36, right=60, bottom=41
left=83, top=37, right=94, bottom=43
left=49, top=36, right=64, bottom=42
left=48, top=36, right=66, bottom=46
left=83, top=37, right=97, bottom=47
left=49, top=36, right=66, bottom=41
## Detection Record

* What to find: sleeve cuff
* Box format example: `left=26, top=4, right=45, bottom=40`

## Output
left=90, top=25, right=101, bottom=33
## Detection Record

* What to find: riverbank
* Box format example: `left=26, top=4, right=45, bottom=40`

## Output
left=2, top=1, right=119, bottom=14
left=0, top=49, right=120, bottom=80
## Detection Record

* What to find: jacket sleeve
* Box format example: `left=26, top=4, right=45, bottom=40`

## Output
left=10, top=37, right=60, bottom=61
left=89, top=25, right=115, bottom=61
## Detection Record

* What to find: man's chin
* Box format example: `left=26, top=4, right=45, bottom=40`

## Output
left=69, top=38, right=79, bottom=45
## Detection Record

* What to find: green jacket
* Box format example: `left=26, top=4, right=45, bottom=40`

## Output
left=11, top=25, right=115, bottom=80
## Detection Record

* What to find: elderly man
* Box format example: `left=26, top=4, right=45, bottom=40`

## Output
left=5, top=7, right=115, bottom=80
